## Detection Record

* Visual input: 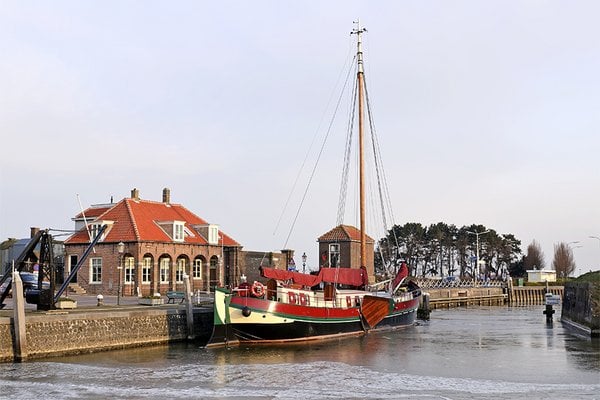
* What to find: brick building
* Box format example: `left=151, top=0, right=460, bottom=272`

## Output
left=318, top=224, right=374, bottom=281
left=64, top=188, right=241, bottom=297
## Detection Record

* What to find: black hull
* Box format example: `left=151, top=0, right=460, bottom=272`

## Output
left=209, top=308, right=417, bottom=346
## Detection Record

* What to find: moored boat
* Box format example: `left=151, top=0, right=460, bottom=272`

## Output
left=207, top=22, right=422, bottom=347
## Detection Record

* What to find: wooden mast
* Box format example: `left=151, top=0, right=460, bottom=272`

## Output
left=352, top=21, right=367, bottom=269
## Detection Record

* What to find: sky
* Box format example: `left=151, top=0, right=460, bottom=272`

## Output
left=1, top=1, right=598, bottom=276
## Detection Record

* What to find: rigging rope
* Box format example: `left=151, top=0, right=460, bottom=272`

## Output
left=336, top=66, right=358, bottom=225
left=273, top=46, right=355, bottom=238
left=282, top=55, right=357, bottom=249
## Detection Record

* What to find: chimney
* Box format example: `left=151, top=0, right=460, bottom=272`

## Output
left=131, top=188, right=140, bottom=200
left=162, top=187, right=171, bottom=204
left=30, top=227, right=40, bottom=238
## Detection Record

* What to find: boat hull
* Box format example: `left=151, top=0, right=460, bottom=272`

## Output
left=207, top=288, right=420, bottom=346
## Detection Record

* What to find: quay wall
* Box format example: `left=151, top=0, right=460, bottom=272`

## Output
left=561, top=282, right=600, bottom=337
left=425, top=287, right=506, bottom=308
left=510, top=286, right=564, bottom=305
left=0, top=308, right=213, bottom=362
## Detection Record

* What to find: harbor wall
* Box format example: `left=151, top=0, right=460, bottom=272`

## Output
left=425, top=287, right=506, bottom=308
left=510, top=286, right=564, bottom=305
left=561, top=282, right=600, bottom=337
left=0, top=308, right=213, bottom=362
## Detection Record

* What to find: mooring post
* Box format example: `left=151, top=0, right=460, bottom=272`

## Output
left=418, top=292, right=431, bottom=320
left=12, top=268, right=27, bottom=362
left=183, top=274, right=195, bottom=340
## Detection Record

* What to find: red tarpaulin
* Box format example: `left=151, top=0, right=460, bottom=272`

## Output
left=260, top=266, right=368, bottom=287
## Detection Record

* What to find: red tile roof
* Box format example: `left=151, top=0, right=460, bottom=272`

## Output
left=318, top=225, right=374, bottom=243
left=74, top=204, right=113, bottom=219
left=65, top=198, right=240, bottom=247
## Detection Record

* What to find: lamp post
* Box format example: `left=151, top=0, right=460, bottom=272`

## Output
left=302, top=252, right=307, bottom=274
left=466, top=229, right=490, bottom=278
left=117, top=241, right=124, bottom=306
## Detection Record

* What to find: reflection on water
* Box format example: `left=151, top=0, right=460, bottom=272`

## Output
left=1, top=306, right=598, bottom=399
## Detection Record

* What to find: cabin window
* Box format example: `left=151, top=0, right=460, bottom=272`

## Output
left=90, top=258, right=102, bottom=283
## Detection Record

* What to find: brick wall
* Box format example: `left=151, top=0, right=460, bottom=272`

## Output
left=64, top=242, right=241, bottom=296
left=0, top=309, right=213, bottom=362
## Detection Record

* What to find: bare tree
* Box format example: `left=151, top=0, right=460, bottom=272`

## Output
left=524, top=240, right=545, bottom=270
left=552, top=242, right=576, bottom=279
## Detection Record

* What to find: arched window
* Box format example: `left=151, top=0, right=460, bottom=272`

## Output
left=142, top=255, right=153, bottom=283
left=176, top=257, right=188, bottom=283
left=124, top=256, right=135, bottom=284
left=159, top=256, right=171, bottom=283
left=209, top=255, right=219, bottom=290
left=193, top=256, right=204, bottom=279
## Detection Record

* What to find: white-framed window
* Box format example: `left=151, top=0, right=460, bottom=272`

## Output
left=329, top=244, right=340, bottom=268
left=174, top=222, right=185, bottom=242
left=142, top=257, right=152, bottom=283
left=193, top=258, right=202, bottom=279
left=124, top=256, right=135, bottom=284
left=90, top=224, right=101, bottom=240
left=176, top=258, right=185, bottom=283
left=90, top=258, right=102, bottom=283
left=160, top=258, right=170, bottom=283
left=208, top=225, right=219, bottom=245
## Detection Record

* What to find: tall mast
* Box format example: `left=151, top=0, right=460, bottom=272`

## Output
left=352, top=21, right=367, bottom=269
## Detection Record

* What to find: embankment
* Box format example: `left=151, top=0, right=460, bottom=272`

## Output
left=0, top=307, right=213, bottom=362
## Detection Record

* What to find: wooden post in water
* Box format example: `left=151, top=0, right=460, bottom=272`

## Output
left=183, top=274, right=195, bottom=340
left=12, top=268, right=28, bottom=361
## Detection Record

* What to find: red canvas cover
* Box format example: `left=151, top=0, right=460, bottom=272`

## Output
left=260, top=267, right=322, bottom=287
left=260, top=266, right=368, bottom=287
left=320, top=267, right=367, bottom=287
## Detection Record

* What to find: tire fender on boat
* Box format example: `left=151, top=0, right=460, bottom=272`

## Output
left=288, top=291, right=297, bottom=304
left=299, top=293, right=309, bottom=306
left=251, top=281, right=265, bottom=298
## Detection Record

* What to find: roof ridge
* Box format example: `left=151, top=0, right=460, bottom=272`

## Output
left=125, top=199, right=141, bottom=241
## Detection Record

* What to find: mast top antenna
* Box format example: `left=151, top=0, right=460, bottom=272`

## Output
left=351, top=19, right=367, bottom=36
left=351, top=20, right=367, bottom=74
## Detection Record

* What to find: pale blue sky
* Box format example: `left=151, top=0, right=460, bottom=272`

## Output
left=1, top=1, right=598, bottom=275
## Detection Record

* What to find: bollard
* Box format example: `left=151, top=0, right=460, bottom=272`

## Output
left=543, top=304, right=555, bottom=323
left=97, top=294, right=104, bottom=306
left=418, top=292, right=431, bottom=320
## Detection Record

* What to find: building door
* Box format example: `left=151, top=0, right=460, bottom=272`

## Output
left=69, top=255, right=78, bottom=283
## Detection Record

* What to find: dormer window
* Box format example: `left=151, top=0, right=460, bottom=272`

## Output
left=90, top=224, right=102, bottom=240
left=174, top=222, right=184, bottom=242
left=208, top=225, right=219, bottom=245
left=89, top=221, right=113, bottom=241
left=192, top=224, right=220, bottom=245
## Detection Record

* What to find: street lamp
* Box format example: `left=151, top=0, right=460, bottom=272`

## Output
left=466, top=229, right=490, bottom=278
left=302, top=252, right=307, bottom=274
left=117, top=241, right=124, bottom=306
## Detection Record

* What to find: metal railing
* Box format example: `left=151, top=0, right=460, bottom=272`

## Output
left=415, top=278, right=506, bottom=289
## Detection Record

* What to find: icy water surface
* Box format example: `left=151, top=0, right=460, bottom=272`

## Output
left=1, top=306, right=598, bottom=399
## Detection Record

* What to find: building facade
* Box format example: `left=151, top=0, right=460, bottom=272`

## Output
left=317, top=224, right=375, bottom=282
left=64, top=188, right=241, bottom=296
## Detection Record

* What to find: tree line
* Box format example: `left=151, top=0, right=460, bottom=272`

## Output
left=375, top=222, right=578, bottom=279
left=375, top=222, right=521, bottom=279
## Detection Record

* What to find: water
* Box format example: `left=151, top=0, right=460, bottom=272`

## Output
left=1, top=306, right=598, bottom=399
